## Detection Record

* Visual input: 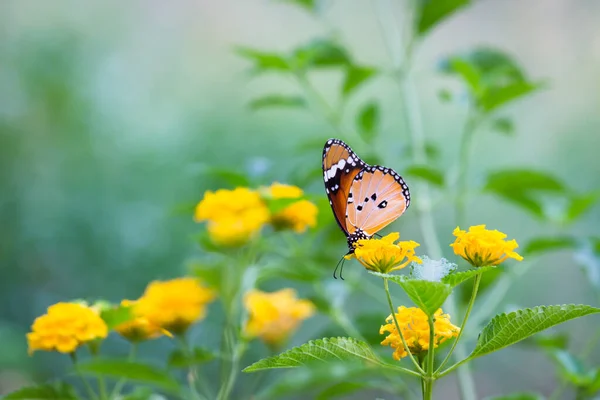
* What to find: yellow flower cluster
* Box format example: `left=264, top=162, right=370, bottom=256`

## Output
left=347, top=232, right=422, bottom=273
left=451, top=225, right=523, bottom=267
left=194, top=183, right=318, bottom=245
left=114, top=300, right=171, bottom=342
left=195, top=187, right=270, bottom=246
left=135, top=277, right=217, bottom=335
left=244, top=288, right=315, bottom=345
left=27, top=303, right=108, bottom=355
left=380, top=307, right=460, bottom=360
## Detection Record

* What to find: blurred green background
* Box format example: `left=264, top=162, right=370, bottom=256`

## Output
left=1, top=0, right=599, bottom=398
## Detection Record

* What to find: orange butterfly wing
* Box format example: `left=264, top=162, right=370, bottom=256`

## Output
left=346, top=166, right=410, bottom=237
left=322, top=139, right=366, bottom=234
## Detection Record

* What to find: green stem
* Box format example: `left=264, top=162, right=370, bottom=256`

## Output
left=217, top=340, right=248, bottom=400
left=424, top=314, right=436, bottom=400
left=436, top=272, right=483, bottom=373
left=70, top=352, right=99, bottom=400
left=383, top=278, right=425, bottom=374
left=110, top=344, right=137, bottom=398
left=438, top=356, right=470, bottom=378
left=178, top=335, right=211, bottom=400
left=455, top=112, right=479, bottom=227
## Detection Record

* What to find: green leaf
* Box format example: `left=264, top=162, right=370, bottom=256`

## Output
left=442, top=266, right=496, bottom=288
left=486, top=393, right=544, bottom=400
left=485, top=169, right=565, bottom=193
left=480, top=81, right=542, bottom=111
left=235, top=47, right=290, bottom=72
left=317, top=382, right=371, bottom=400
left=523, top=236, right=577, bottom=256
left=373, top=273, right=452, bottom=316
left=121, top=387, right=156, bottom=400
left=342, top=66, right=376, bottom=96
left=548, top=349, right=594, bottom=387
left=356, top=102, right=379, bottom=144
left=76, top=359, right=178, bottom=392
left=292, top=39, right=350, bottom=70
left=100, top=304, right=133, bottom=329
left=4, top=383, right=76, bottom=399
left=529, top=332, right=569, bottom=350
left=405, top=165, right=444, bottom=187
left=417, top=0, right=470, bottom=35
left=469, top=305, right=600, bottom=359
left=243, top=337, right=381, bottom=372
left=447, top=58, right=482, bottom=94
left=566, top=192, right=600, bottom=222
left=249, top=95, right=306, bottom=110
left=491, top=117, right=515, bottom=136
left=168, top=347, right=214, bottom=368
left=277, top=0, right=316, bottom=12
left=203, top=167, right=251, bottom=187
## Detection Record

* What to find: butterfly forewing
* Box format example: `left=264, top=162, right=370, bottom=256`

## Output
left=322, top=139, right=366, bottom=234
left=346, top=166, right=410, bottom=236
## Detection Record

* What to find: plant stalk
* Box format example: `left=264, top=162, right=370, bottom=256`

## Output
left=70, top=352, right=99, bottom=400
left=436, top=271, right=483, bottom=373
left=383, top=278, right=425, bottom=374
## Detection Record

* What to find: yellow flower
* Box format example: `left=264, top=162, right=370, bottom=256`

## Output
left=346, top=232, right=422, bottom=273
left=380, top=307, right=460, bottom=360
left=135, top=278, right=216, bottom=335
left=271, top=200, right=318, bottom=233
left=27, top=302, right=108, bottom=355
left=264, top=183, right=304, bottom=199
left=194, top=187, right=270, bottom=246
left=115, top=300, right=172, bottom=342
left=244, top=288, right=315, bottom=345
left=451, top=225, right=524, bottom=267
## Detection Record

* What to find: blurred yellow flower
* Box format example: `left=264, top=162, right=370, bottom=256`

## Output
left=271, top=200, right=318, bottom=233
left=135, top=278, right=216, bottom=335
left=451, top=225, right=523, bottom=267
left=27, top=302, right=108, bottom=355
left=115, top=300, right=171, bottom=342
left=244, top=288, right=315, bottom=344
left=380, top=307, right=459, bottom=360
left=194, top=187, right=269, bottom=246
left=346, top=232, right=421, bottom=273
left=264, top=182, right=304, bottom=199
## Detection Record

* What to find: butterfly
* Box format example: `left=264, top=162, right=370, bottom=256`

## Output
left=322, top=139, right=411, bottom=277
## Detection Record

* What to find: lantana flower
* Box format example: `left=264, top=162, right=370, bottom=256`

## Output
left=380, top=306, right=460, bottom=360
left=115, top=300, right=172, bottom=342
left=27, top=302, right=108, bottom=355
left=135, top=277, right=216, bottom=335
left=194, top=187, right=270, bottom=246
left=263, top=183, right=318, bottom=233
left=244, top=288, right=315, bottom=345
left=347, top=232, right=422, bottom=273
left=451, top=225, right=523, bottom=267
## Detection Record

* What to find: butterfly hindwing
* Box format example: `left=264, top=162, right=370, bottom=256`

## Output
left=322, top=139, right=366, bottom=234
left=346, top=165, right=410, bottom=237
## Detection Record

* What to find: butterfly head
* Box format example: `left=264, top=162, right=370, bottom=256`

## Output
left=346, top=229, right=370, bottom=253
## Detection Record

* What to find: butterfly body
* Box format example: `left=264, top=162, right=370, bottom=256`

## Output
left=322, top=138, right=410, bottom=252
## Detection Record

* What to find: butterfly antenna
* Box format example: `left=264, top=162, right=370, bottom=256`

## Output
left=333, top=255, right=345, bottom=280
left=339, top=256, right=347, bottom=280
left=374, top=233, right=382, bottom=238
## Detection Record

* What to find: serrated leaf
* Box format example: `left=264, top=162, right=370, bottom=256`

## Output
left=4, top=383, right=76, bottom=399
left=249, top=95, right=306, bottom=111
left=372, top=273, right=452, bottom=316
left=100, top=304, right=133, bottom=329
left=357, top=102, right=378, bottom=143
left=405, top=165, right=444, bottom=187
left=76, top=359, right=178, bottom=392
left=342, top=66, right=376, bottom=96
left=243, top=337, right=381, bottom=372
left=235, top=47, right=290, bottom=72
left=168, top=347, right=214, bottom=368
left=523, top=236, right=577, bottom=256
left=491, top=117, right=514, bottom=136
left=417, top=0, right=470, bottom=35
left=480, top=81, right=542, bottom=111
left=469, top=305, right=600, bottom=359
left=442, top=266, right=496, bottom=288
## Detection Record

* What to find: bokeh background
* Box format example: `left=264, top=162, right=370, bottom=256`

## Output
left=1, top=0, right=599, bottom=398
